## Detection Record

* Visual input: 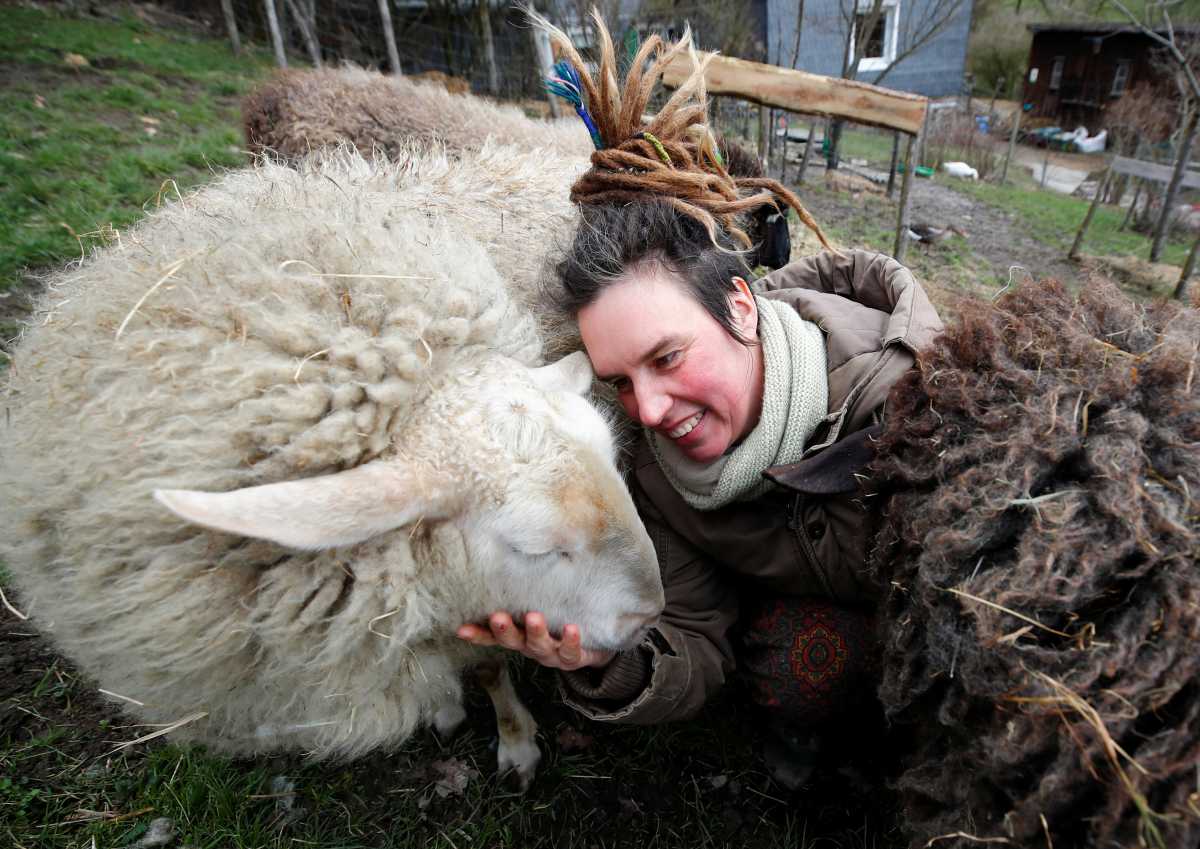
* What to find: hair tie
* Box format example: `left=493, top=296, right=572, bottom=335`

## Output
left=545, top=59, right=604, bottom=150
left=639, top=132, right=673, bottom=167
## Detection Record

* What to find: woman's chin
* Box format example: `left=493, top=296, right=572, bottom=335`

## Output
left=678, top=437, right=725, bottom=464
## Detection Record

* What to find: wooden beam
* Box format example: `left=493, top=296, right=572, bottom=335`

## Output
left=663, top=52, right=927, bottom=136
left=1112, top=155, right=1200, bottom=189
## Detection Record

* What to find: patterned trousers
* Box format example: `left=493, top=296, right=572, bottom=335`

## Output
left=737, top=596, right=879, bottom=726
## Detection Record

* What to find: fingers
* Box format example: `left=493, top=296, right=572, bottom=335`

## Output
left=523, top=612, right=558, bottom=657
left=559, top=624, right=583, bottom=668
left=487, top=611, right=531, bottom=653
left=457, top=612, right=598, bottom=672
left=455, top=623, right=498, bottom=647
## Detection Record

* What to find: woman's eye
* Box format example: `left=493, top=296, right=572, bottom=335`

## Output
left=656, top=350, right=680, bottom=368
left=609, top=376, right=631, bottom=392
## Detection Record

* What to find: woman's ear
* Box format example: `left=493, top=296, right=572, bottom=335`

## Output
left=729, top=277, right=758, bottom=338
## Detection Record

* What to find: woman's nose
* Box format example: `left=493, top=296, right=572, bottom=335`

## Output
left=632, top=380, right=671, bottom=428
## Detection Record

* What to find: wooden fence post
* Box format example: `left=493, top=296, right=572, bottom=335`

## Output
left=796, top=120, right=817, bottom=184
left=1174, top=228, right=1200, bottom=301
left=757, top=105, right=768, bottom=163
left=780, top=119, right=789, bottom=183
left=1001, top=106, right=1021, bottom=184
left=1069, top=167, right=1111, bottom=261
left=1151, top=108, right=1200, bottom=263
left=886, top=131, right=899, bottom=198
left=893, top=133, right=916, bottom=263
left=1120, top=179, right=1142, bottom=231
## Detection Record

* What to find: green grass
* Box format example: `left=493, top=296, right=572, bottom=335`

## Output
left=0, top=5, right=272, bottom=292
left=835, top=127, right=899, bottom=167
left=0, top=641, right=888, bottom=849
left=951, top=169, right=1193, bottom=267
left=786, top=181, right=997, bottom=299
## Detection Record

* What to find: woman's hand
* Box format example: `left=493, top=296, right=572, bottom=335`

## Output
left=457, top=611, right=615, bottom=672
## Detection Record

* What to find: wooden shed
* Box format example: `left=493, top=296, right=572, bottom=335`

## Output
left=1023, top=23, right=1195, bottom=130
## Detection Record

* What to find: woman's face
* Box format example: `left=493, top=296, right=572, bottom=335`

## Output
left=578, top=262, right=764, bottom=465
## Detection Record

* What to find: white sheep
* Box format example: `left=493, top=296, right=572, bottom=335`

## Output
left=0, top=147, right=663, bottom=786
left=242, top=66, right=592, bottom=160
left=297, top=142, right=589, bottom=357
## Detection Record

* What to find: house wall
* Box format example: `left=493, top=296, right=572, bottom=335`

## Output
left=765, top=0, right=974, bottom=98
left=1024, top=30, right=1164, bottom=130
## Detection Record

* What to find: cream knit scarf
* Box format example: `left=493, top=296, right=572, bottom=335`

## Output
left=648, top=297, right=828, bottom=511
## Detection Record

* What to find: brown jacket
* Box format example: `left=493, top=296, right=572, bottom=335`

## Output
left=561, top=249, right=944, bottom=724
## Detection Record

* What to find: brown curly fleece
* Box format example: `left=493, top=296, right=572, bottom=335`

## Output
left=870, top=277, right=1199, bottom=848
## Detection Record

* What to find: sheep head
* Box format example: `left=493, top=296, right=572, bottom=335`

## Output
left=156, top=351, right=664, bottom=654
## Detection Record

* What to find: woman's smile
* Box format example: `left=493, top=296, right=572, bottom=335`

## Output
left=667, top=409, right=705, bottom=440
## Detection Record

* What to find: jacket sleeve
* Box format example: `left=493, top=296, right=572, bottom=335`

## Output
left=559, top=488, right=739, bottom=724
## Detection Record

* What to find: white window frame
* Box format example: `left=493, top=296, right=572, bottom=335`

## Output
left=1111, top=60, right=1130, bottom=97
left=851, top=0, right=900, bottom=73
left=1049, top=56, right=1065, bottom=91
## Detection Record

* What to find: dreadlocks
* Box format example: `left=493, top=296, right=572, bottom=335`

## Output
left=533, top=8, right=831, bottom=253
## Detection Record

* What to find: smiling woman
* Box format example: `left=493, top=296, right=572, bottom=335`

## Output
left=457, top=8, right=944, bottom=788
left=579, top=257, right=765, bottom=466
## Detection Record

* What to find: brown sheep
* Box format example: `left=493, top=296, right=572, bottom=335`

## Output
left=870, top=277, right=1199, bottom=849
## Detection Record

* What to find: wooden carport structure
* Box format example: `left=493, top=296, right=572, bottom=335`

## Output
left=663, top=53, right=930, bottom=263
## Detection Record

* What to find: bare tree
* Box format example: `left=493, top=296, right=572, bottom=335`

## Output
left=825, top=0, right=969, bottom=166
left=377, top=0, right=403, bottom=74
left=284, top=0, right=323, bottom=67
left=563, top=0, right=628, bottom=51
left=477, top=0, right=500, bottom=94
left=219, top=0, right=241, bottom=56
left=1107, top=0, right=1199, bottom=268
left=839, top=0, right=970, bottom=86
left=264, top=0, right=288, bottom=67
left=640, top=0, right=766, bottom=59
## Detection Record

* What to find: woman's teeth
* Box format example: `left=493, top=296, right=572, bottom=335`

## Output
left=669, top=410, right=705, bottom=439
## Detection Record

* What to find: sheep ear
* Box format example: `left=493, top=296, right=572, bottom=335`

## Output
left=154, top=461, right=457, bottom=550
left=529, top=351, right=594, bottom=396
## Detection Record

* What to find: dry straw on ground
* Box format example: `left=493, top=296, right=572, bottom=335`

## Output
left=871, top=277, right=1199, bottom=848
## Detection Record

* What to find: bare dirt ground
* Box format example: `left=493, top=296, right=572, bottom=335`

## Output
left=787, top=167, right=1083, bottom=315
left=906, top=177, right=1081, bottom=281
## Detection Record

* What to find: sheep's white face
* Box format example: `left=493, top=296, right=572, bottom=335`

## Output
left=465, top=356, right=663, bottom=651
left=154, top=352, right=664, bottom=652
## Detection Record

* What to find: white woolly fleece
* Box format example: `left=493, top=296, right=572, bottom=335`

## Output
left=248, top=66, right=593, bottom=159
left=0, top=148, right=583, bottom=759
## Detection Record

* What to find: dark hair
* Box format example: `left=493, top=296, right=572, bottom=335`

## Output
left=552, top=200, right=755, bottom=345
